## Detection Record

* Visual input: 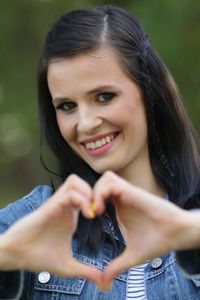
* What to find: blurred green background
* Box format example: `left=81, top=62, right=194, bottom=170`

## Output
left=1, top=0, right=200, bottom=206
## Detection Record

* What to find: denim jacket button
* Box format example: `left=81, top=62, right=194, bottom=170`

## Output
left=151, top=257, right=162, bottom=269
left=38, top=271, right=51, bottom=283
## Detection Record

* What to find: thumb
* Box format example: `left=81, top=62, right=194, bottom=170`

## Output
left=102, top=249, right=142, bottom=290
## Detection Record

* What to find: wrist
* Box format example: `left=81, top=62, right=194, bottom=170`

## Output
left=0, top=232, right=23, bottom=270
left=175, top=210, right=200, bottom=251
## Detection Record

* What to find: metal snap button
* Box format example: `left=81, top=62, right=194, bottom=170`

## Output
left=151, top=257, right=162, bottom=269
left=38, top=271, right=51, bottom=283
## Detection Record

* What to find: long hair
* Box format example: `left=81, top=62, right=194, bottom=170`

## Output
left=37, top=5, right=200, bottom=252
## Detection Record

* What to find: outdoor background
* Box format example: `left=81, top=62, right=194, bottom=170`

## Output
left=0, top=0, right=200, bottom=206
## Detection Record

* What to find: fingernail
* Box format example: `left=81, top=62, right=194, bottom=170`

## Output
left=89, top=201, right=96, bottom=219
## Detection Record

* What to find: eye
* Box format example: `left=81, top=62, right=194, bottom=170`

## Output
left=56, top=102, right=77, bottom=112
left=96, top=92, right=116, bottom=103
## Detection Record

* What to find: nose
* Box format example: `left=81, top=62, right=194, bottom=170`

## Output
left=77, top=106, right=103, bottom=134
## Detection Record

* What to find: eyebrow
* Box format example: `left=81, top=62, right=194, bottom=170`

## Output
left=85, top=85, right=119, bottom=95
left=52, top=84, right=119, bottom=104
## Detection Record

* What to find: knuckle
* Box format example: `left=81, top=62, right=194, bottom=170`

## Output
left=104, top=170, right=116, bottom=182
left=66, top=174, right=80, bottom=188
left=68, top=174, right=79, bottom=182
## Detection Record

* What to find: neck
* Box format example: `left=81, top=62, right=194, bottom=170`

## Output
left=116, top=155, right=165, bottom=198
left=115, top=152, right=165, bottom=242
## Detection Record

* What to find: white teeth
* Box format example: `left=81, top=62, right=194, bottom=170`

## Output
left=85, top=133, right=117, bottom=150
left=96, top=141, right=101, bottom=148
left=106, top=136, right=111, bottom=143
left=90, top=142, right=95, bottom=149
left=101, top=138, right=106, bottom=145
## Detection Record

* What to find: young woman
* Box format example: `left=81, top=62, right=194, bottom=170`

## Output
left=1, top=176, right=200, bottom=299
left=1, top=5, right=200, bottom=299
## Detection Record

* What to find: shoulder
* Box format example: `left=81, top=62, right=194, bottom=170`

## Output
left=0, top=185, right=53, bottom=231
left=22, top=185, right=54, bottom=210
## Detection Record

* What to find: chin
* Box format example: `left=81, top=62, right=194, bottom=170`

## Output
left=90, top=164, right=119, bottom=174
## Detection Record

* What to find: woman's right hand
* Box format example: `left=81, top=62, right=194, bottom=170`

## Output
left=0, top=174, right=102, bottom=286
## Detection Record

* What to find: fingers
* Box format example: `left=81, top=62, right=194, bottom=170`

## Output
left=101, top=249, right=140, bottom=290
left=46, top=171, right=137, bottom=219
left=93, top=171, right=130, bottom=215
left=93, top=171, right=120, bottom=214
left=47, top=174, right=94, bottom=219
left=61, top=190, right=92, bottom=219
left=93, top=171, right=171, bottom=218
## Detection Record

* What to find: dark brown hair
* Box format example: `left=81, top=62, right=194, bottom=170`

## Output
left=38, top=5, right=200, bottom=252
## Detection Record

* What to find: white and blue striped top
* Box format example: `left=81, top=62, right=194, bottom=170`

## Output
left=126, top=262, right=148, bottom=299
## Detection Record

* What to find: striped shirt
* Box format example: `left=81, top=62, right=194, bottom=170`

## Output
left=126, top=262, right=148, bottom=299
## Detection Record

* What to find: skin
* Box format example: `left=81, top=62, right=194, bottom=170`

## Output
left=1, top=171, right=200, bottom=291
left=93, top=171, right=200, bottom=288
left=2, top=48, right=197, bottom=291
left=48, top=48, right=164, bottom=197
left=0, top=175, right=102, bottom=285
left=47, top=47, right=172, bottom=289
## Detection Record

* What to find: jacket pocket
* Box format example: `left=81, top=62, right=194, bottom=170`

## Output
left=33, top=273, right=86, bottom=299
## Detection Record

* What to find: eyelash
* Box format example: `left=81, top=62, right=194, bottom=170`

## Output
left=55, top=92, right=117, bottom=112
left=56, top=102, right=77, bottom=112
left=96, top=92, right=117, bottom=103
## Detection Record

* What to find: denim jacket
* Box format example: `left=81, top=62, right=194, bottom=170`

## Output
left=0, top=185, right=200, bottom=300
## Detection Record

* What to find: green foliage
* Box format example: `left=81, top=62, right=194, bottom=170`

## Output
left=0, top=0, right=200, bottom=204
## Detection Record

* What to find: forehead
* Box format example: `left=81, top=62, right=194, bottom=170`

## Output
left=48, top=48, right=124, bottom=80
left=47, top=48, right=135, bottom=98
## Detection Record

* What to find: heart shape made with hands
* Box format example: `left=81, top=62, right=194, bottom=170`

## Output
left=9, top=171, right=180, bottom=291
left=55, top=171, right=178, bottom=290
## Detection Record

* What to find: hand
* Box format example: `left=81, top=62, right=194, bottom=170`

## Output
left=1, top=172, right=199, bottom=290
left=93, top=171, right=197, bottom=289
left=0, top=175, right=102, bottom=286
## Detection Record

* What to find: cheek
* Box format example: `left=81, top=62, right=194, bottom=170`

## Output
left=56, top=115, right=74, bottom=142
left=123, top=105, right=147, bottom=142
left=113, top=99, right=146, bottom=129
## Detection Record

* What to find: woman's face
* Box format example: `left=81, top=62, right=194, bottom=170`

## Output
left=47, top=48, right=149, bottom=177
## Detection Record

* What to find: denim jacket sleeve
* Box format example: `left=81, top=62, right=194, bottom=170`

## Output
left=0, top=185, right=53, bottom=233
left=0, top=185, right=53, bottom=300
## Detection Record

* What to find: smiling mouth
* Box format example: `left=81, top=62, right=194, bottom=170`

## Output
left=83, top=132, right=119, bottom=150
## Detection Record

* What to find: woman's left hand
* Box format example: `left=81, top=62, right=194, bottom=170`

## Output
left=93, top=171, right=193, bottom=289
